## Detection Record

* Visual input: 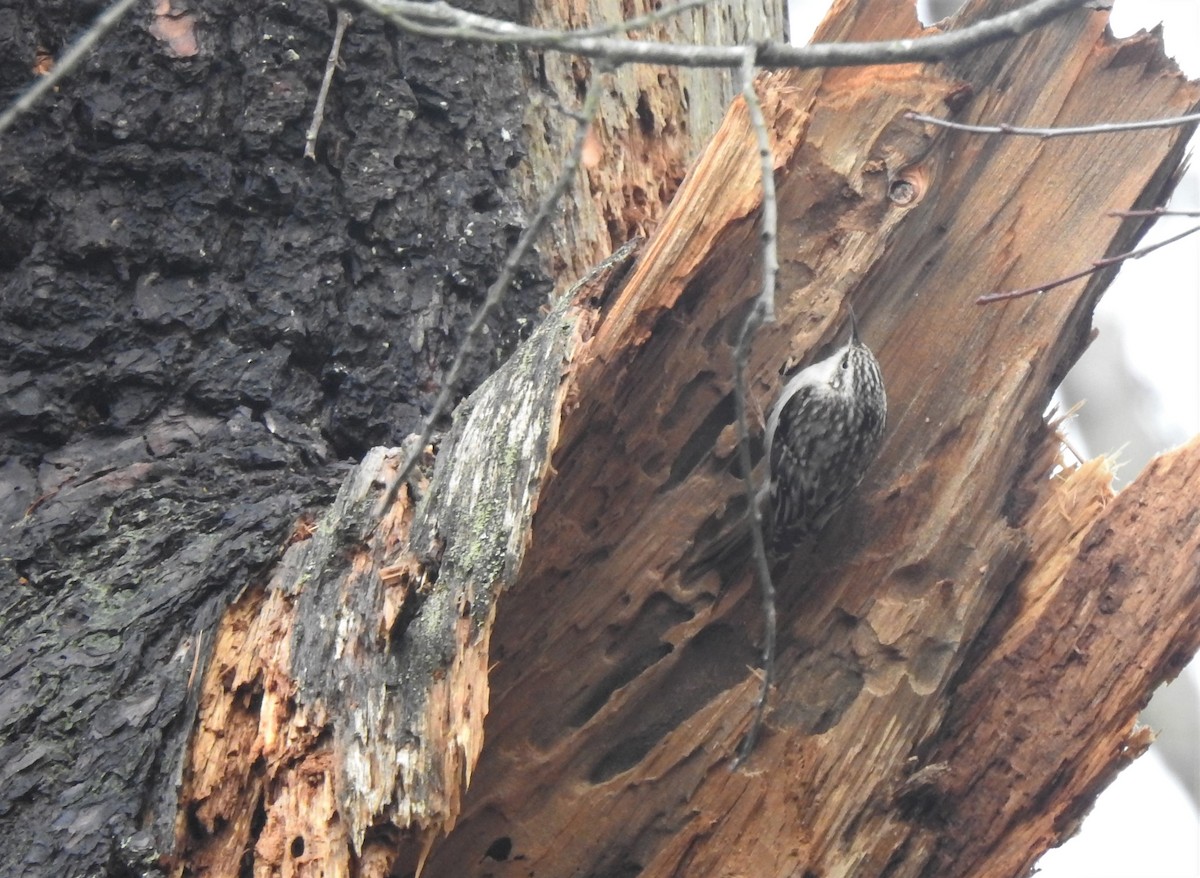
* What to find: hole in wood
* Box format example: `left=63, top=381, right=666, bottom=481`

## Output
left=586, top=623, right=756, bottom=783
left=568, top=642, right=674, bottom=729
left=662, top=392, right=738, bottom=493
left=889, top=179, right=917, bottom=205
left=484, top=836, right=513, bottom=861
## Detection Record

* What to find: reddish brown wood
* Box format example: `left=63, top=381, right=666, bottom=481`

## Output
left=175, top=1, right=1200, bottom=876
left=414, top=2, right=1200, bottom=876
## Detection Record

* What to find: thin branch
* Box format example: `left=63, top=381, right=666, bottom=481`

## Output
left=305, top=9, right=353, bottom=161
left=350, top=0, right=1089, bottom=70
left=0, top=0, right=143, bottom=138
left=377, top=65, right=607, bottom=512
left=1110, top=207, right=1200, bottom=219
left=575, top=0, right=715, bottom=38
left=907, top=109, right=1200, bottom=138
left=978, top=222, right=1200, bottom=304
left=731, top=46, right=779, bottom=770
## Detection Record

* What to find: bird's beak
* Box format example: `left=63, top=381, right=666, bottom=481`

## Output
left=848, top=306, right=861, bottom=345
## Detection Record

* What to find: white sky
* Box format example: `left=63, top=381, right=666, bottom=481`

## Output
left=1102, top=2, right=1200, bottom=444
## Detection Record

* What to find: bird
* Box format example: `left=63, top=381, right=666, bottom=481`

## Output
left=686, top=312, right=887, bottom=578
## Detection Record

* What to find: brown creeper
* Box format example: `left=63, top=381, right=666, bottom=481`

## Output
left=688, top=316, right=887, bottom=575
left=765, top=314, right=886, bottom=550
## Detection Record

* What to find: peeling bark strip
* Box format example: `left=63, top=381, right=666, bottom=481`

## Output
left=297, top=241, right=639, bottom=856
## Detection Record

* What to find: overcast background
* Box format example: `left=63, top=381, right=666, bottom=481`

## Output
left=786, top=2, right=1200, bottom=875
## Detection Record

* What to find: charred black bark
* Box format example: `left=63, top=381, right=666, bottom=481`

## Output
left=0, top=0, right=547, bottom=873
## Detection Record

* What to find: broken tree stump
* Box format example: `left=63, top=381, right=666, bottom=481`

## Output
left=36, top=0, right=1200, bottom=875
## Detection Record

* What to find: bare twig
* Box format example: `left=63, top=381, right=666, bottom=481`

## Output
left=377, top=65, right=608, bottom=512
left=1110, top=207, right=1200, bottom=219
left=0, top=0, right=143, bottom=138
left=352, top=0, right=1088, bottom=70
left=731, top=46, right=779, bottom=769
left=978, top=222, right=1200, bottom=304
left=305, top=9, right=353, bottom=160
left=907, top=110, right=1200, bottom=138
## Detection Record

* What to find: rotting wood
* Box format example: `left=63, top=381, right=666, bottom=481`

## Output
left=411, top=1, right=1200, bottom=876
left=176, top=0, right=1200, bottom=876
left=521, top=0, right=786, bottom=280
left=176, top=244, right=642, bottom=876
left=912, top=438, right=1200, bottom=878
left=177, top=458, right=398, bottom=876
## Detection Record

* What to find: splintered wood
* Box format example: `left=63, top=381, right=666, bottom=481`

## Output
left=176, top=0, right=1200, bottom=876
left=411, top=2, right=1199, bottom=876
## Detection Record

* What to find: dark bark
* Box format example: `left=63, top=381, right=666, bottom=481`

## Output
left=0, top=0, right=547, bottom=873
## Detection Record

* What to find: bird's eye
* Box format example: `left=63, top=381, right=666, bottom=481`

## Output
left=840, top=356, right=850, bottom=369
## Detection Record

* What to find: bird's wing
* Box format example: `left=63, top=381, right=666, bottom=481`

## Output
left=768, top=382, right=825, bottom=536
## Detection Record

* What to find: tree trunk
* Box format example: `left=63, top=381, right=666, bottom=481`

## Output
left=3, top=0, right=1199, bottom=877
left=383, top=3, right=1200, bottom=874
left=0, top=0, right=772, bottom=875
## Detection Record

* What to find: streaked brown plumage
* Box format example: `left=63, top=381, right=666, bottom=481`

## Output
left=687, top=316, right=886, bottom=577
